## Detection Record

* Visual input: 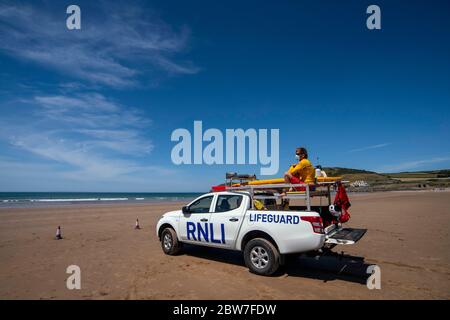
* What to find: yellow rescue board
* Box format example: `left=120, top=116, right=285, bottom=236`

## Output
left=248, top=178, right=285, bottom=185
left=247, top=176, right=342, bottom=185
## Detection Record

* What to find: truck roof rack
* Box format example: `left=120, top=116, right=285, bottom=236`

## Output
left=227, top=181, right=349, bottom=211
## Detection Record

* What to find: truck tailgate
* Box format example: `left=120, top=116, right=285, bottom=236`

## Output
left=325, top=227, right=367, bottom=245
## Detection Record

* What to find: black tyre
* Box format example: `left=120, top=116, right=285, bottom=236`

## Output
left=244, top=238, right=280, bottom=276
left=161, top=228, right=181, bottom=255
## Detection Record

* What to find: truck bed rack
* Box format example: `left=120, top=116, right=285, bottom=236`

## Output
left=227, top=181, right=349, bottom=211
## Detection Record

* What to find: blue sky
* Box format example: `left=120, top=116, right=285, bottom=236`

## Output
left=0, top=0, right=449, bottom=192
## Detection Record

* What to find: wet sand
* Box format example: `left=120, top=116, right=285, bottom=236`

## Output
left=0, top=191, right=449, bottom=299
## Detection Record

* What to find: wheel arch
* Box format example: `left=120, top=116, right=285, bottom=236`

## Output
left=240, top=230, right=280, bottom=252
left=158, top=223, right=177, bottom=240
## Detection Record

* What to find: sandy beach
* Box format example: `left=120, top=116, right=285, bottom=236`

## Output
left=0, top=190, right=449, bottom=300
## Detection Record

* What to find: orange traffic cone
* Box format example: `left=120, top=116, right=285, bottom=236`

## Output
left=55, top=226, right=63, bottom=240
left=135, top=218, right=141, bottom=230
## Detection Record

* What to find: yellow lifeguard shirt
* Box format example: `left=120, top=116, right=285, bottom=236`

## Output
left=288, top=159, right=315, bottom=184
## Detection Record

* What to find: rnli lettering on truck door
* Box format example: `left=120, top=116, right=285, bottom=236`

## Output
left=186, top=222, right=226, bottom=244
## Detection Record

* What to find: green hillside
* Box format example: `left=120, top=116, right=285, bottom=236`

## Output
left=323, top=167, right=377, bottom=176
left=323, top=167, right=392, bottom=183
left=322, top=167, right=450, bottom=191
left=382, top=170, right=450, bottom=179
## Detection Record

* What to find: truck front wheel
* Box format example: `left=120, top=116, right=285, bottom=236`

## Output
left=161, top=227, right=181, bottom=255
left=244, top=238, right=280, bottom=276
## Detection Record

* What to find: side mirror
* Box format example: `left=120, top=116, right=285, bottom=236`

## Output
left=182, top=206, right=190, bottom=214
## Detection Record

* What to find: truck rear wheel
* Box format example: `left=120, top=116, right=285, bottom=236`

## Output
left=244, top=238, right=280, bottom=276
left=161, top=227, right=181, bottom=255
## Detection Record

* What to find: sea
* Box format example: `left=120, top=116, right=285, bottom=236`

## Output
left=0, top=192, right=202, bottom=208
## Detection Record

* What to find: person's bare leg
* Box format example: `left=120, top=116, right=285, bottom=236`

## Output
left=280, top=173, right=290, bottom=197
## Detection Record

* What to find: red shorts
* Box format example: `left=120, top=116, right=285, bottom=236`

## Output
left=288, top=176, right=315, bottom=191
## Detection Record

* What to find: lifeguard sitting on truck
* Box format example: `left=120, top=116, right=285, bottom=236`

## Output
left=281, top=147, right=315, bottom=195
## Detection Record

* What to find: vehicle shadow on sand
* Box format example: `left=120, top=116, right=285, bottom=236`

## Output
left=283, top=253, right=372, bottom=284
left=181, top=245, right=372, bottom=285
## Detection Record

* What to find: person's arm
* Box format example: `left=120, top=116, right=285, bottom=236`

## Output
left=284, top=164, right=298, bottom=178
left=290, top=161, right=306, bottom=176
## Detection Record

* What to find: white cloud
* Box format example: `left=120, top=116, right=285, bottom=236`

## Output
left=0, top=1, right=200, bottom=190
left=0, top=93, right=159, bottom=180
left=34, top=94, right=120, bottom=112
left=31, top=93, right=150, bottom=129
left=380, top=156, right=450, bottom=172
left=11, top=134, right=131, bottom=178
left=0, top=156, right=180, bottom=191
left=348, top=143, right=390, bottom=153
left=0, top=1, right=199, bottom=88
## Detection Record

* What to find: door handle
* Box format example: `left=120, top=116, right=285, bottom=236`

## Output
left=229, top=218, right=239, bottom=222
left=200, top=218, right=208, bottom=222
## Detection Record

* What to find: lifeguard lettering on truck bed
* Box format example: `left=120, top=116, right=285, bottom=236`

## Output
left=156, top=191, right=366, bottom=276
left=249, top=213, right=300, bottom=224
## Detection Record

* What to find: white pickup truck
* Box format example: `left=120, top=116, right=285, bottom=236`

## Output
left=156, top=191, right=366, bottom=275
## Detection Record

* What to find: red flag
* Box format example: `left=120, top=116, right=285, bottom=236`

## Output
left=334, top=182, right=351, bottom=223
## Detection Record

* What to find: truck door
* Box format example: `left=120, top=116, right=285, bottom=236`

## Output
left=179, top=195, right=214, bottom=245
left=208, top=194, right=247, bottom=249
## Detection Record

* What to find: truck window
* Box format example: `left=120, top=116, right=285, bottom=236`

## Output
left=189, top=196, right=213, bottom=213
left=214, top=195, right=243, bottom=212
